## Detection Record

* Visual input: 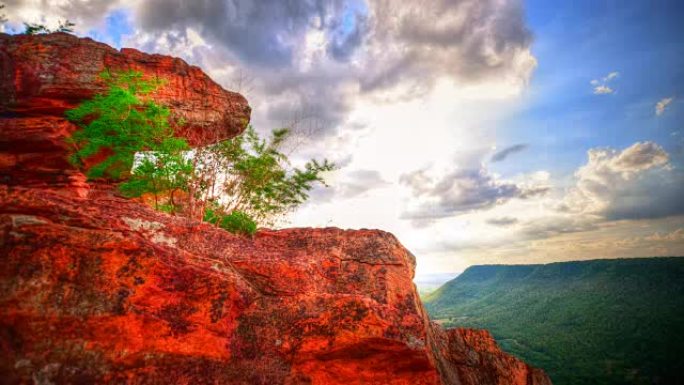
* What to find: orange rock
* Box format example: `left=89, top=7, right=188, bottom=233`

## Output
left=430, top=327, right=552, bottom=385
left=0, top=32, right=250, bottom=191
left=0, top=185, right=551, bottom=385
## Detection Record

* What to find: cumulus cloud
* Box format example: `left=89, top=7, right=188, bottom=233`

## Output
left=591, top=71, right=619, bottom=95
left=562, top=141, right=684, bottom=220
left=360, top=0, right=536, bottom=93
left=491, top=143, right=528, bottom=162
left=400, top=166, right=549, bottom=220
left=655, top=97, right=674, bottom=116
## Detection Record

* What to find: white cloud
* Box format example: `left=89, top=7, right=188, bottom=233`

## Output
left=593, top=85, right=614, bottom=95
left=361, top=0, right=537, bottom=95
left=655, top=97, right=674, bottom=116
left=562, top=142, right=684, bottom=220
left=591, top=71, right=619, bottom=95
left=400, top=164, right=550, bottom=221
left=604, top=71, right=619, bottom=81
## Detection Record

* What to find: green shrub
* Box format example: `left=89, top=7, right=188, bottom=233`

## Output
left=204, top=206, right=257, bottom=236
left=66, top=70, right=185, bottom=180
left=66, top=70, right=192, bottom=210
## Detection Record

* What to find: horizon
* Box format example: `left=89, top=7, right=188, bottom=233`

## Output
left=3, top=0, right=682, bottom=276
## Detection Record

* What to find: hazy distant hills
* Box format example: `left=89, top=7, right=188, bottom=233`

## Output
left=423, top=257, right=684, bottom=385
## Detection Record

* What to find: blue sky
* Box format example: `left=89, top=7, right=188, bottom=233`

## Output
left=492, top=0, right=684, bottom=180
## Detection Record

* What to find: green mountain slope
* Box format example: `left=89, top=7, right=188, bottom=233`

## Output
left=423, top=257, right=684, bottom=385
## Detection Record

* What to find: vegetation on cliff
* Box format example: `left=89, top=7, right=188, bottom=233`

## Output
left=424, top=257, right=684, bottom=385
left=66, top=70, right=333, bottom=234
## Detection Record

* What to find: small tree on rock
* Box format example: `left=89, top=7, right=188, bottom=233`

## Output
left=66, top=70, right=334, bottom=235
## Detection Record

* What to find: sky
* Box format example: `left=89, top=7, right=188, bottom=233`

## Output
left=2, top=0, right=683, bottom=278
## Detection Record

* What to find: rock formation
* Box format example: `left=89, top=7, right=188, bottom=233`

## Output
left=0, top=32, right=250, bottom=192
left=0, top=33, right=551, bottom=385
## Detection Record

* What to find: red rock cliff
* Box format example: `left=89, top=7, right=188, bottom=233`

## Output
left=0, top=33, right=550, bottom=385
left=0, top=32, right=250, bottom=192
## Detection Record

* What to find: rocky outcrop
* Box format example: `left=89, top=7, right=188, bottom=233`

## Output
left=0, top=185, right=551, bottom=385
left=430, top=327, right=551, bottom=385
left=0, top=33, right=550, bottom=385
left=0, top=186, right=440, bottom=384
left=0, top=33, right=250, bottom=192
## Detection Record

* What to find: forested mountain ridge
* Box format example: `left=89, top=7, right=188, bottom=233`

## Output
left=424, top=257, right=684, bottom=385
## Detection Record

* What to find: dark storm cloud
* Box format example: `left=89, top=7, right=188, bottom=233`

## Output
left=135, top=0, right=361, bottom=68
left=491, top=143, right=528, bottom=162
left=400, top=167, right=549, bottom=219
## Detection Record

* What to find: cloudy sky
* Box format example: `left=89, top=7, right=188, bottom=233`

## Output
left=2, top=0, right=683, bottom=277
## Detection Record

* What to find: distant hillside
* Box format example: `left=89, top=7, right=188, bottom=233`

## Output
left=423, top=257, right=684, bottom=385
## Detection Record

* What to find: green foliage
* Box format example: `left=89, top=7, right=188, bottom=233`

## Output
left=204, top=206, right=257, bottom=236
left=424, top=257, right=684, bottom=385
left=67, top=70, right=193, bottom=213
left=118, top=142, right=193, bottom=208
left=23, top=19, right=75, bottom=34
left=66, top=70, right=182, bottom=181
left=199, top=126, right=335, bottom=225
left=66, top=70, right=332, bottom=234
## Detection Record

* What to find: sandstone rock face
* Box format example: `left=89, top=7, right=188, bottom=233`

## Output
left=1, top=186, right=436, bottom=384
left=0, top=185, right=551, bottom=385
left=0, top=33, right=250, bottom=191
